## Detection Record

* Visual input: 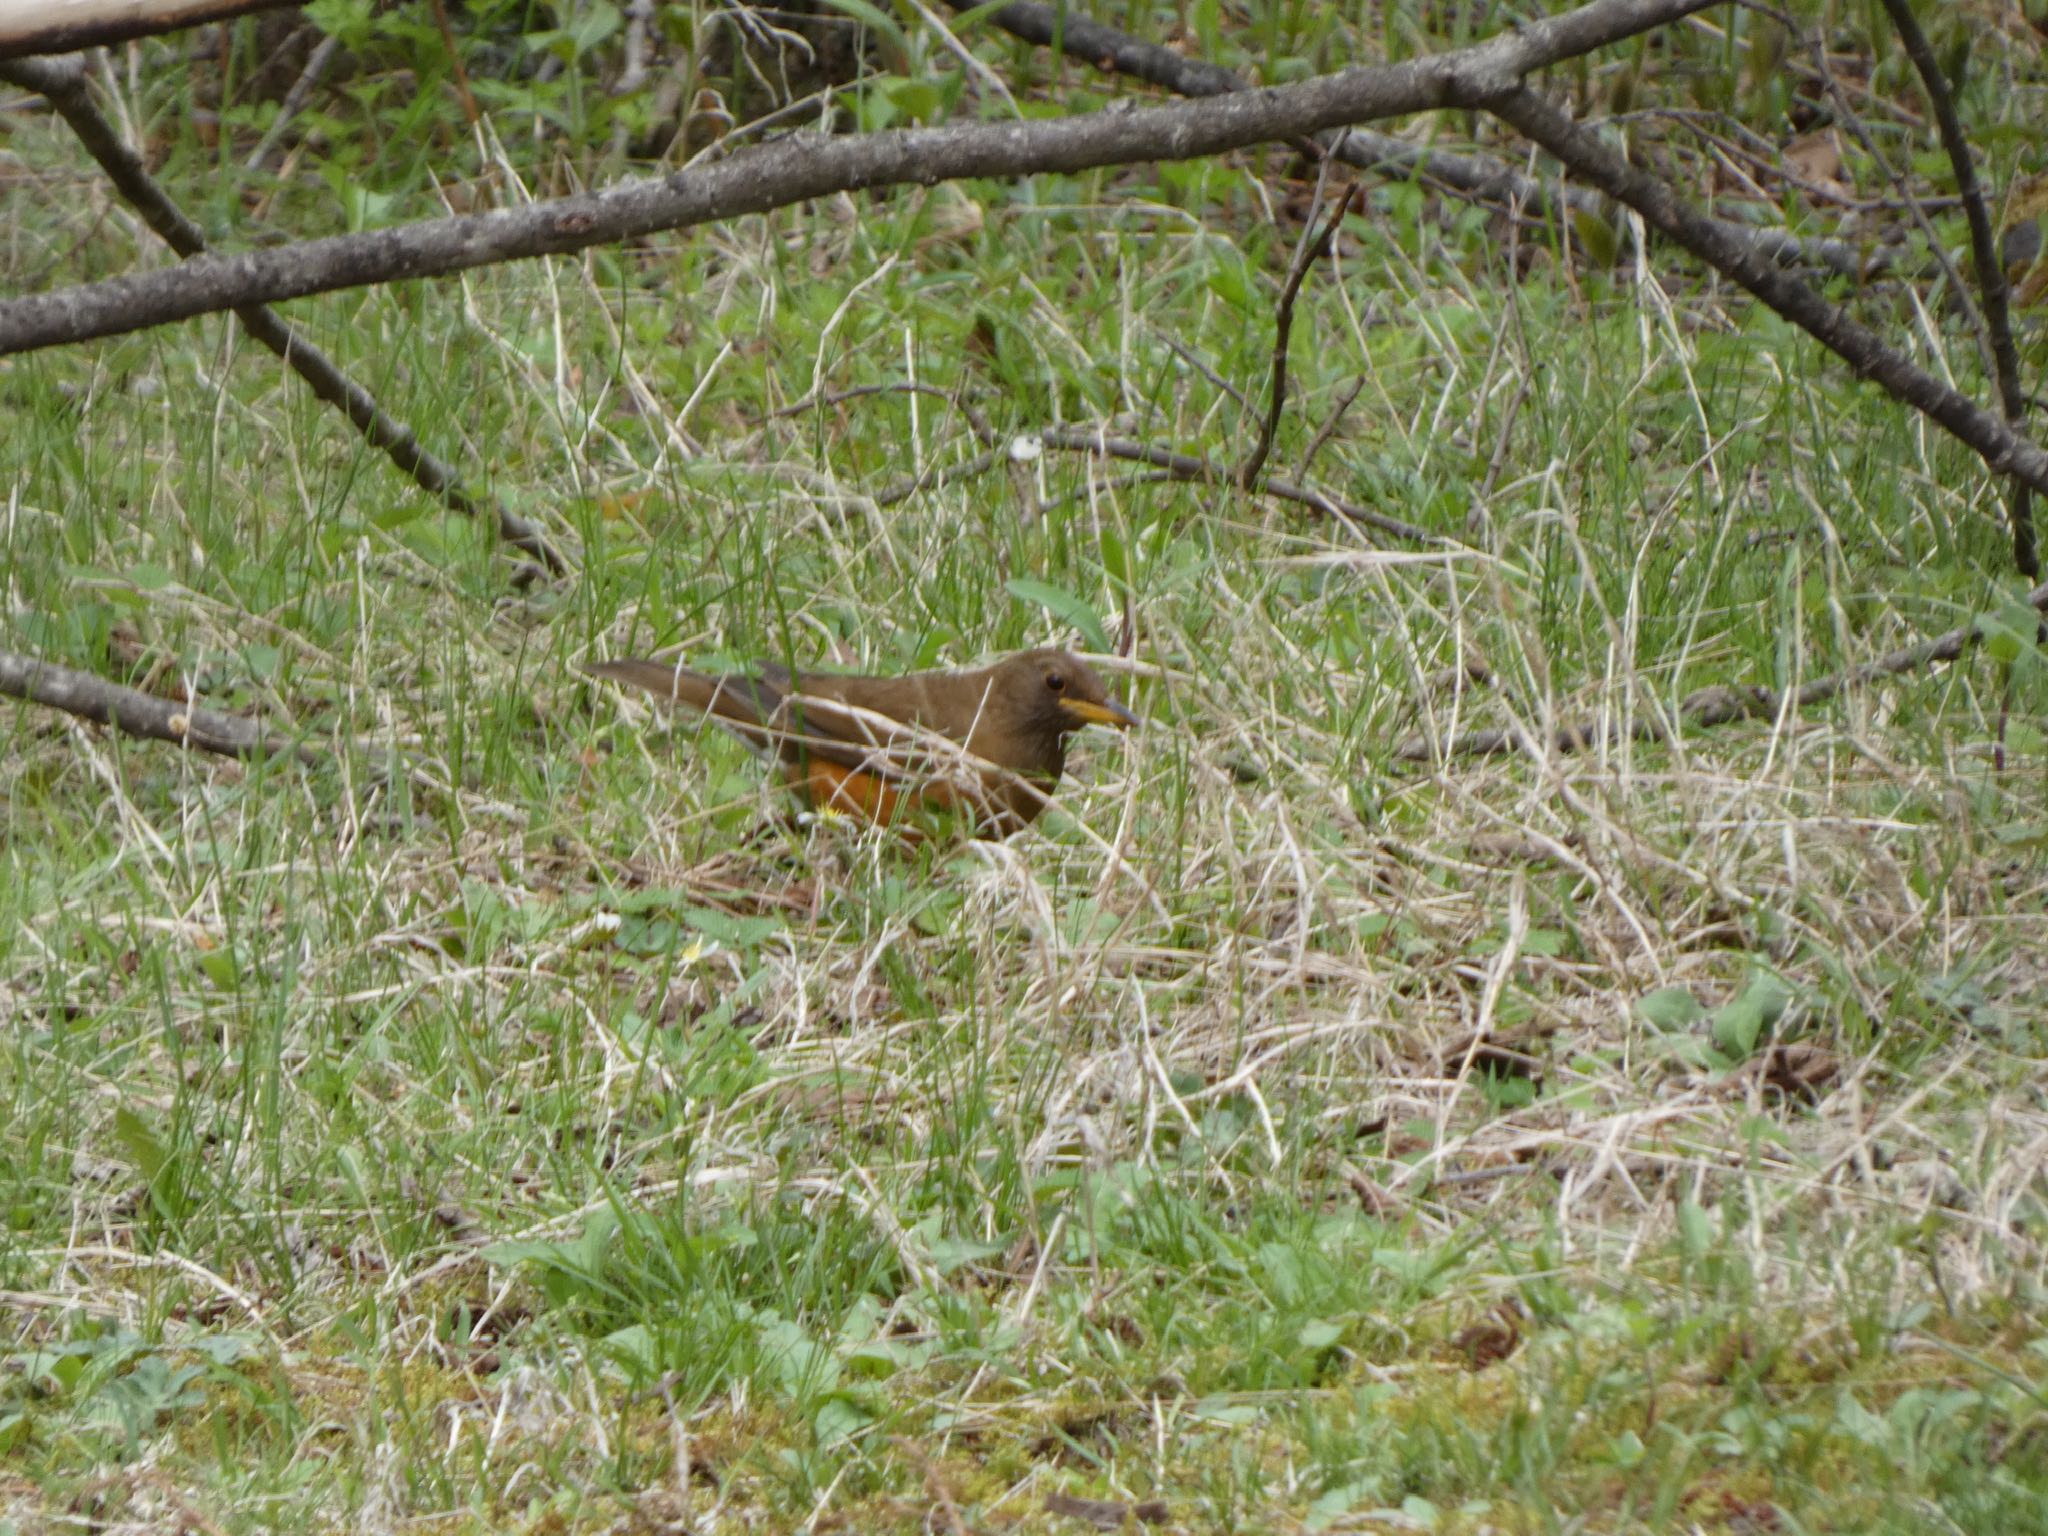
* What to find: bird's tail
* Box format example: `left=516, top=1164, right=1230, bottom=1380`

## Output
left=580, top=657, right=785, bottom=735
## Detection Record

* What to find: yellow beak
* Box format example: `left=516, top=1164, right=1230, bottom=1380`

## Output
left=1060, top=697, right=1140, bottom=729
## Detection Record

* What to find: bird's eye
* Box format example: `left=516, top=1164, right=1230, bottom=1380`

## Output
left=1046, top=672, right=1067, bottom=692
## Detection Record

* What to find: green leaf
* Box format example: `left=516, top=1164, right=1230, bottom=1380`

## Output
left=1636, top=986, right=1704, bottom=1029
left=113, top=1107, right=167, bottom=1182
left=1370, top=1248, right=1438, bottom=1284
left=1979, top=611, right=2024, bottom=663
left=925, top=1233, right=1007, bottom=1275
left=682, top=906, right=782, bottom=949
left=1005, top=578, right=1110, bottom=653
left=1206, top=249, right=1253, bottom=310
left=1306, top=1480, right=1376, bottom=1530
left=1677, top=1197, right=1712, bottom=1258
left=813, top=1392, right=876, bottom=1444
left=1298, top=1318, right=1343, bottom=1350
left=305, top=0, right=377, bottom=48
left=600, top=1324, right=658, bottom=1383
left=1573, top=207, right=1619, bottom=266
left=1190, top=1395, right=1264, bottom=1426
left=126, top=563, right=175, bottom=592
left=1709, top=968, right=1791, bottom=1060
left=1100, top=528, right=1133, bottom=590
left=879, top=77, right=943, bottom=123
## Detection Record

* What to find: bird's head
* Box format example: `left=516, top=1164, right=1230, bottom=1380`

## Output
left=995, top=648, right=1139, bottom=748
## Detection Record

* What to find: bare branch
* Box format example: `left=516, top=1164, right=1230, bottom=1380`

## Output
left=975, top=3, right=1241, bottom=98
left=0, top=0, right=295, bottom=61
left=1039, top=427, right=1443, bottom=546
left=0, top=0, right=1717, bottom=355
left=244, top=29, right=340, bottom=174
left=0, top=650, right=320, bottom=764
left=967, top=0, right=1872, bottom=278
left=1486, top=84, right=2048, bottom=499
left=1154, top=329, right=1251, bottom=412
left=0, top=55, right=567, bottom=576
left=768, top=381, right=997, bottom=447
left=1873, top=0, right=2033, bottom=578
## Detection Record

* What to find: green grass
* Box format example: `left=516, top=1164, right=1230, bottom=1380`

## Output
left=5, top=3, right=2048, bottom=1531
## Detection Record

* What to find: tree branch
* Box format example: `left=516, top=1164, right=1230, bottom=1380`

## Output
left=1872, top=0, right=2032, bottom=579
left=0, top=650, right=321, bottom=764
left=1038, top=428, right=1442, bottom=545
left=0, top=55, right=567, bottom=576
left=0, top=0, right=1715, bottom=355
left=1485, top=84, right=2048, bottom=499
left=0, top=0, right=295, bottom=61
left=966, top=0, right=1873, bottom=279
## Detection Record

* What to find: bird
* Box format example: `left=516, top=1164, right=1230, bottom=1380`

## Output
left=582, top=645, right=1138, bottom=836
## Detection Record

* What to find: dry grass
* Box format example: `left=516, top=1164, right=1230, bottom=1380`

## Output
left=5, top=16, right=2048, bottom=1532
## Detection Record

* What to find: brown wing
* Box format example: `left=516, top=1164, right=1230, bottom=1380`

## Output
left=583, top=657, right=938, bottom=785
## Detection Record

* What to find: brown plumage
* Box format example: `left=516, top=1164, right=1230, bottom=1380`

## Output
left=582, top=646, right=1137, bottom=835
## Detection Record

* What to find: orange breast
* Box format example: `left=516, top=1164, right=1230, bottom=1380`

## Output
left=785, top=759, right=960, bottom=823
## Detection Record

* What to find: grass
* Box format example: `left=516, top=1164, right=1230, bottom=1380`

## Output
left=5, top=4, right=2048, bottom=1531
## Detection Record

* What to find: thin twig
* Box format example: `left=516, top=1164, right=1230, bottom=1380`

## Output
left=863, top=416, right=1448, bottom=543
left=617, top=0, right=656, bottom=95
left=1296, top=375, right=1365, bottom=480
left=0, top=0, right=294, bottom=60
left=244, top=30, right=341, bottom=174
left=11, top=4, right=2042, bottom=509
left=1477, top=374, right=1532, bottom=503
left=1154, top=328, right=1252, bottom=412
left=872, top=447, right=1002, bottom=508
left=1798, top=30, right=1982, bottom=374
left=0, top=0, right=1731, bottom=356
left=1040, top=471, right=1185, bottom=514
left=1237, top=167, right=1349, bottom=491
left=1040, top=427, right=1445, bottom=545
left=768, top=381, right=997, bottom=446
left=428, top=0, right=481, bottom=126
left=1485, top=82, right=2048, bottom=499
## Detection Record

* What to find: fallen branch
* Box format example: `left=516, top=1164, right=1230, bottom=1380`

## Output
left=11, top=0, right=2032, bottom=511
left=0, top=55, right=566, bottom=576
left=0, top=0, right=1717, bottom=355
left=862, top=418, right=1446, bottom=543
left=1038, top=427, right=1443, bottom=545
left=1393, top=578, right=2048, bottom=761
left=0, top=649, right=321, bottom=764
